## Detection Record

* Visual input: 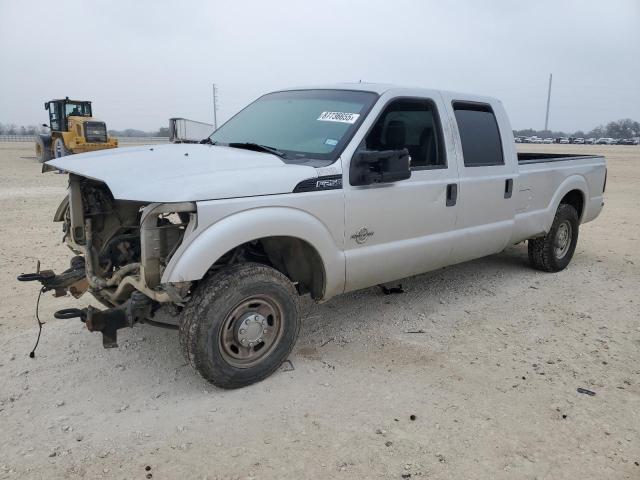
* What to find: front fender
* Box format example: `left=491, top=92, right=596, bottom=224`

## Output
left=161, top=206, right=345, bottom=299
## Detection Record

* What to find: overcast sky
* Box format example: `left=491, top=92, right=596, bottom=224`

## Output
left=1, top=0, right=638, bottom=132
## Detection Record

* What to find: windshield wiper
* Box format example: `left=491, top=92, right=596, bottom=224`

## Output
left=227, top=142, right=287, bottom=159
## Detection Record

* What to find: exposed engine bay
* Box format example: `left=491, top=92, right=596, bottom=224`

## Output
left=58, top=174, right=194, bottom=306
left=19, top=174, right=195, bottom=347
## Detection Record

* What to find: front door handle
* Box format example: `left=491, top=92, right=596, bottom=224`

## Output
left=446, top=183, right=457, bottom=207
left=504, top=178, right=513, bottom=199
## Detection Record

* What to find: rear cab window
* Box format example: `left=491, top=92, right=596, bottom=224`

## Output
left=453, top=102, right=504, bottom=167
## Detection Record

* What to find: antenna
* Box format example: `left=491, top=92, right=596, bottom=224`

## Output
left=544, top=73, right=553, bottom=131
left=212, top=83, right=219, bottom=130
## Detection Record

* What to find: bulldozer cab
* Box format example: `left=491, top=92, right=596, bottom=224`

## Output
left=45, top=98, right=92, bottom=132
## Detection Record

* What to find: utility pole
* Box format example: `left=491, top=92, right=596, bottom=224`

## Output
left=212, top=83, right=219, bottom=130
left=544, top=73, right=552, bottom=131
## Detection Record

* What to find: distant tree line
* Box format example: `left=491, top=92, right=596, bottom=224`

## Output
left=0, top=123, right=48, bottom=135
left=3, top=118, right=638, bottom=140
left=0, top=123, right=170, bottom=137
left=107, top=127, right=170, bottom=137
left=514, top=118, right=640, bottom=139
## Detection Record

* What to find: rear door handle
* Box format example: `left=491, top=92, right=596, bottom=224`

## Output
left=504, top=178, right=513, bottom=199
left=446, top=183, right=457, bottom=207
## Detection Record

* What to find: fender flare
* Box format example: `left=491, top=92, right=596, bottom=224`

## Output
left=161, top=206, right=345, bottom=299
left=545, top=174, right=588, bottom=228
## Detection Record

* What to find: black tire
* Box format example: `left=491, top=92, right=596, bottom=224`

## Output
left=35, top=135, right=52, bottom=163
left=179, top=263, right=300, bottom=389
left=528, top=203, right=579, bottom=272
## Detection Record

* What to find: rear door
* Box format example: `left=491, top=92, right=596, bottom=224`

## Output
left=443, top=99, right=517, bottom=264
left=342, top=93, right=460, bottom=292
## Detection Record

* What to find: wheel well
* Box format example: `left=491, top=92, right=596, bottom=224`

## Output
left=207, top=236, right=326, bottom=300
left=560, top=189, right=584, bottom=220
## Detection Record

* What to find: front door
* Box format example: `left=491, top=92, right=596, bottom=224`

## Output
left=343, top=95, right=460, bottom=292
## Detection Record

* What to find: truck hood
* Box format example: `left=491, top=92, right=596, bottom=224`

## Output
left=46, top=144, right=318, bottom=202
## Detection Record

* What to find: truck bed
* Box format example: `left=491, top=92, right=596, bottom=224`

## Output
left=518, top=152, right=602, bottom=164
left=511, top=152, right=606, bottom=246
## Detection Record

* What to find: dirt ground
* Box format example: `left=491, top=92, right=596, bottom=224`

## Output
left=0, top=142, right=638, bottom=480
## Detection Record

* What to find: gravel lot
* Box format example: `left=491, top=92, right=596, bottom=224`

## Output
left=1, top=142, right=638, bottom=479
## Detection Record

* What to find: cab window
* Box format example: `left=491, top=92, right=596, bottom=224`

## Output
left=65, top=103, right=91, bottom=117
left=364, top=98, right=446, bottom=169
left=453, top=102, right=504, bottom=167
left=48, top=102, right=61, bottom=131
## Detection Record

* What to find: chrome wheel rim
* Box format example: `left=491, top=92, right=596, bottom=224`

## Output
left=554, top=221, right=572, bottom=259
left=219, top=295, right=283, bottom=368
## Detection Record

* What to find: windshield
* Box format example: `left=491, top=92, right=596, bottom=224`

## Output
left=209, top=89, right=378, bottom=162
left=65, top=102, right=91, bottom=117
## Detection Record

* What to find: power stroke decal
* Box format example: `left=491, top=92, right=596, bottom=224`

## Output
left=293, top=175, right=343, bottom=193
left=350, top=227, right=374, bottom=244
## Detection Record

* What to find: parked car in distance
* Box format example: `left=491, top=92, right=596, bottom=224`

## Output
left=543, top=138, right=553, bottom=144
left=619, top=138, right=639, bottom=145
left=27, top=84, right=607, bottom=388
left=585, top=138, right=596, bottom=144
left=597, top=138, right=616, bottom=145
left=531, top=137, right=543, bottom=144
left=559, top=137, right=570, bottom=144
left=574, top=138, right=585, bottom=144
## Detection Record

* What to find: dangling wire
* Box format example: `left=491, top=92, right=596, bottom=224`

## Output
left=29, top=287, right=46, bottom=358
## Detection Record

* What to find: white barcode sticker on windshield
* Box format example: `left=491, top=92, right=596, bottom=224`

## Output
left=317, top=111, right=360, bottom=124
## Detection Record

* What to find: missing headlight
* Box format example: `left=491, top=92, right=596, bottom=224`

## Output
left=140, top=203, right=197, bottom=288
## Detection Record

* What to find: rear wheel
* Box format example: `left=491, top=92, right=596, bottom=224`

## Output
left=179, top=263, right=300, bottom=389
left=54, top=137, right=71, bottom=158
left=528, top=203, right=579, bottom=272
left=35, top=135, right=52, bottom=163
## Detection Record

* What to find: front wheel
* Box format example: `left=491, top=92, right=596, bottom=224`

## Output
left=179, top=263, right=300, bottom=389
left=35, top=135, right=52, bottom=163
left=528, top=203, right=579, bottom=272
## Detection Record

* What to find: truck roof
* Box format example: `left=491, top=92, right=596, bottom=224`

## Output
left=279, top=83, right=501, bottom=105
left=49, top=99, right=91, bottom=103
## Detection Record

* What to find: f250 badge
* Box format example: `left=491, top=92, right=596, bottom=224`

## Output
left=316, top=178, right=341, bottom=189
left=351, top=227, right=374, bottom=244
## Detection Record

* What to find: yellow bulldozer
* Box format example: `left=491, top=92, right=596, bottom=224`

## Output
left=35, top=97, right=118, bottom=163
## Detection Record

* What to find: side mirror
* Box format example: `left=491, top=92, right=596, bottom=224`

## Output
left=349, top=148, right=411, bottom=186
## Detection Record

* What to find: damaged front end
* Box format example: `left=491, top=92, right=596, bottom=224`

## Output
left=19, top=174, right=195, bottom=347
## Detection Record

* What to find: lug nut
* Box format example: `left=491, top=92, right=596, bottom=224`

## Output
left=240, top=329, right=245, bottom=334
left=263, top=329, right=268, bottom=334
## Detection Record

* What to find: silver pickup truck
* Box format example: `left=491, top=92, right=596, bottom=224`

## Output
left=23, top=84, right=606, bottom=388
